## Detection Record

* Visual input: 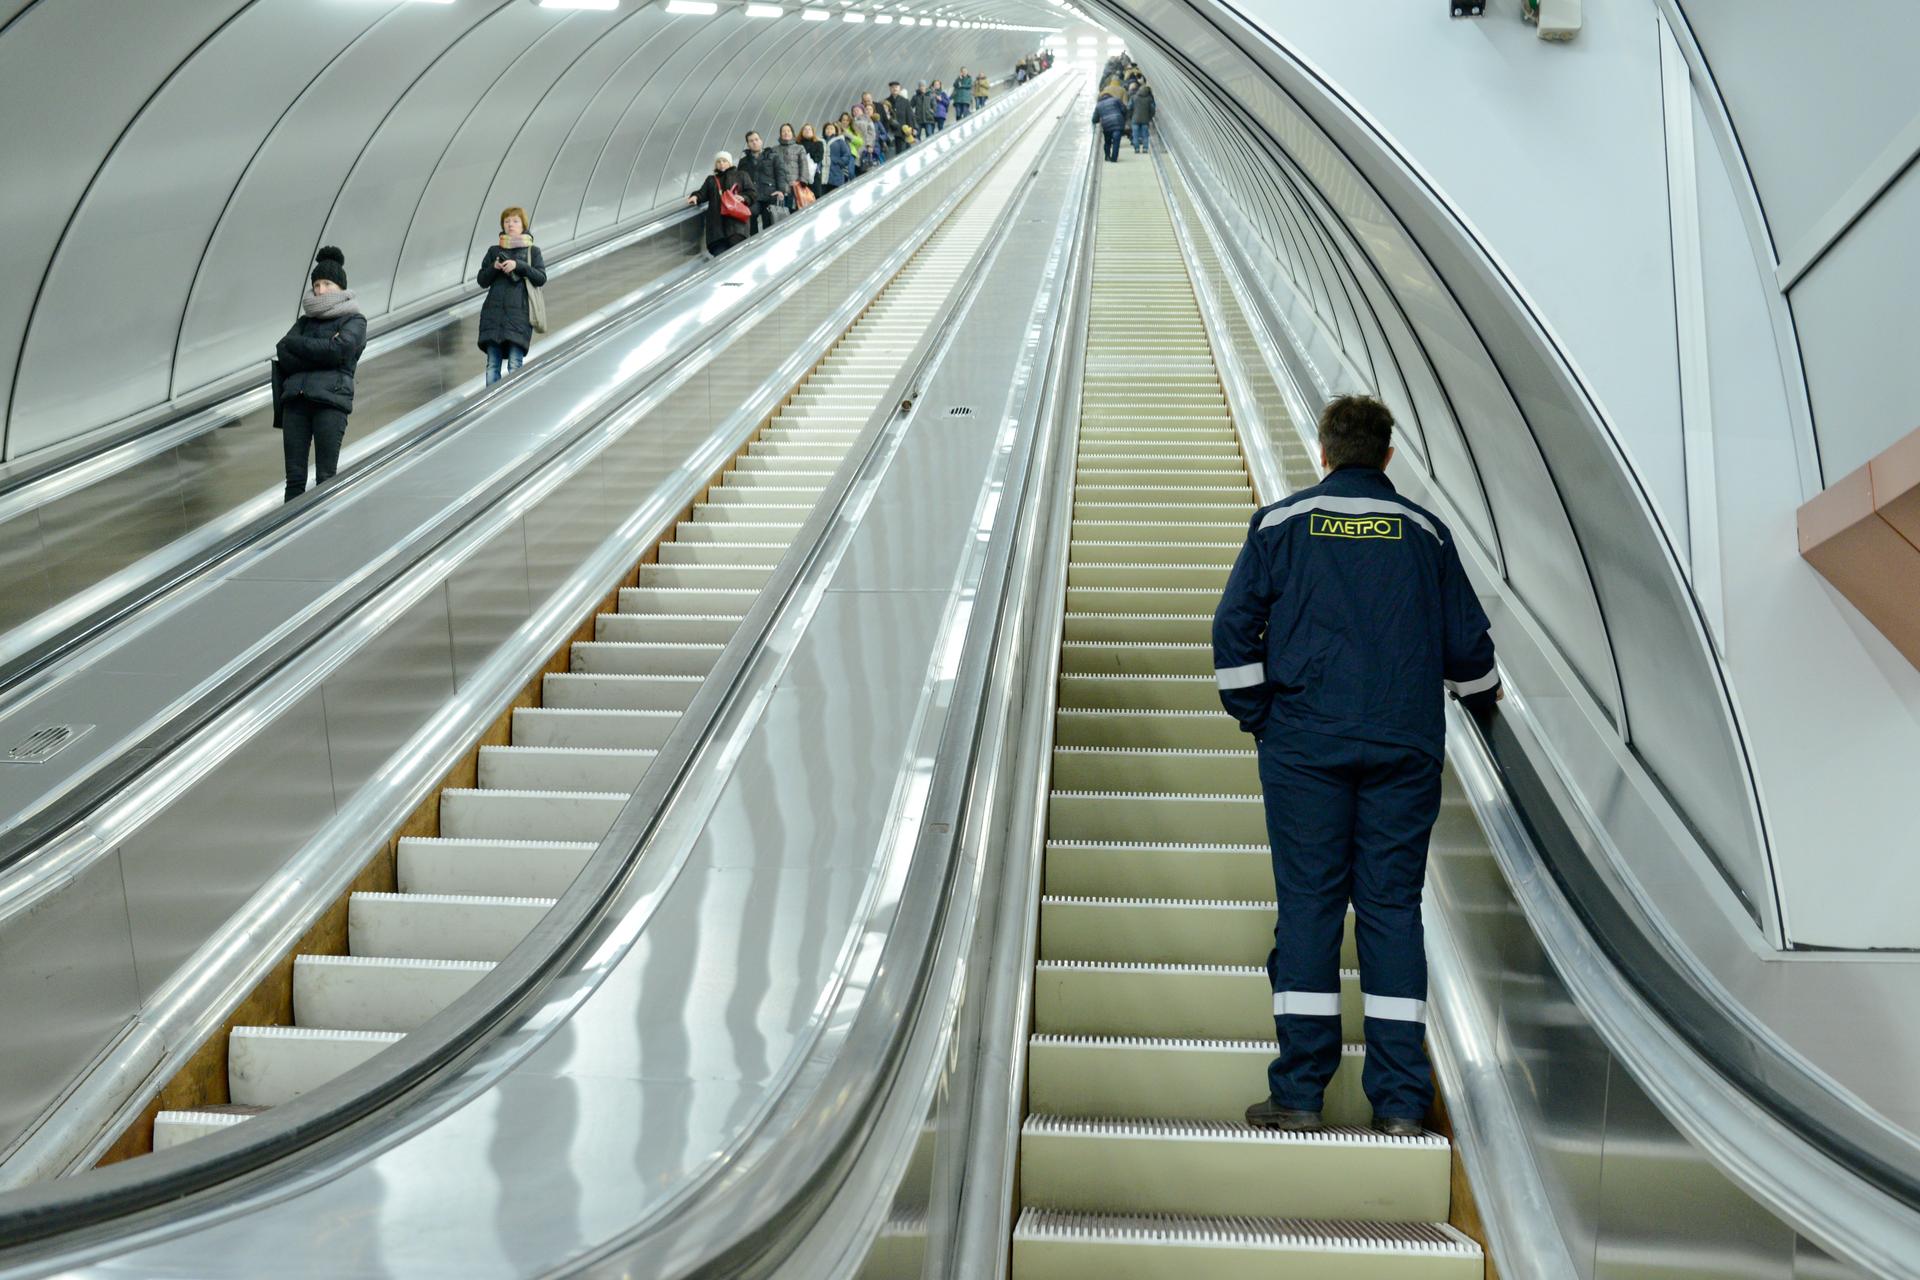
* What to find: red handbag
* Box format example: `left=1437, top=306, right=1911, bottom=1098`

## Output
left=717, top=177, right=750, bottom=222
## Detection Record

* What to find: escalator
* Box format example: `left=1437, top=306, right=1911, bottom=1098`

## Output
left=146, top=102, right=1048, bottom=1151
left=1008, top=158, right=1484, bottom=1276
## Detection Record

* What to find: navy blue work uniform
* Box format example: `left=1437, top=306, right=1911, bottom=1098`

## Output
left=1211, top=465, right=1499, bottom=1121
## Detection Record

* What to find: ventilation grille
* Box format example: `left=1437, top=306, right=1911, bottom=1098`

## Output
left=5, top=724, right=92, bottom=764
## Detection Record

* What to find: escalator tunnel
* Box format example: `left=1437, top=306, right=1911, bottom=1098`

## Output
left=0, top=2, right=1918, bottom=1278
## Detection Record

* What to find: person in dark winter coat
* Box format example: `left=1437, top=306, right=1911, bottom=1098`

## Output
left=475, top=206, right=549, bottom=386
left=798, top=122, right=826, bottom=197
left=737, top=131, right=781, bottom=233
left=773, top=123, right=808, bottom=210
left=952, top=69, right=974, bottom=120
left=823, top=123, right=856, bottom=190
left=687, top=151, right=755, bottom=255
left=886, top=82, right=914, bottom=144
left=273, top=247, right=368, bottom=503
left=1093, top=90, right=1128, bottom=163
left=931, top=81, right=951, bottom=131
left=1130, top=83, right=1156, bottom=153
left=910, top=82, right=933, bottom=137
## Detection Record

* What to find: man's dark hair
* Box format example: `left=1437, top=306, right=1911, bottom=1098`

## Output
left=1317, top=395, right=1394, bottom=470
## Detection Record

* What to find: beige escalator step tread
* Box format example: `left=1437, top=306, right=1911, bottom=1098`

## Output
left=1042, top=839, right=1271, bottom=900
left=1060, top=612, right=1215, bottom=644
left=1065, top=586, right=1228, bottom=615
left=438, top=787, right=627, bottom=841
left=618, top=585, right=762, bottom=613
left=1066, top=562, right=1232, bottom=590
left=1069, top=540, right=1240, bottom=565
left=1011, top=1209, right=1482, bottom=1279
left=1052, top=708, right=1245, bottom=751
left=856, top=1207, right=929, bottom=1280
left=1019, top=1117, right=1450, bottom=1222
left=1047, top=790, right=1266, bottom=844
left=1057, top=672, right=1220, bottom=713
left=1029, top=1035, right=1368, bottom=1126
left=655, top=534, right=788, bottom=560
left=1058, top=640, right=1213, bottom=675
left=541, top=672, right=703, bottom=711
left=671, top=522, right=806, bottom=543
left=1034, top=960, right=1363, bottom=1042
left=348, top=891, right=556, bottom=961
left=1040, top=895, right=1355, bottom=967
left=1049, top=745, right=1256, bottom=794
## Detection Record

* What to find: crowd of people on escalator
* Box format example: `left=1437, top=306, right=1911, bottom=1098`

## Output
left=689, top=51, right=1053, bottom=258
left=270, top=52, right=1052, bottom=503
left=1092, top=53, right=1155, bottom=163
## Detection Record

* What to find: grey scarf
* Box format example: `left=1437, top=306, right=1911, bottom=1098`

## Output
left=300, top=288, right=362, bottom=321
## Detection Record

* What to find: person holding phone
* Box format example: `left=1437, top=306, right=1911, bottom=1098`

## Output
left=475, top=206, right=547, bottom=385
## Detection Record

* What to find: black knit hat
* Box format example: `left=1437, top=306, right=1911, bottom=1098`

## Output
left=310, top=245, right=347, bottom=289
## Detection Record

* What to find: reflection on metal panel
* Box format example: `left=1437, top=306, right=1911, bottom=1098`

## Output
left=318, top=587, right=457, bottom=801
left=119, top=688, right=337, bottom=999
left=0, top=849, right=138, bottom=1157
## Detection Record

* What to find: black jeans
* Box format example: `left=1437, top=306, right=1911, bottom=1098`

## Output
left=750, top=199, right=781, bottom=234
left=282, top=399, right=348, bottom=502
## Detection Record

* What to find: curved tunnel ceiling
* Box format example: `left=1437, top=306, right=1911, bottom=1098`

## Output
left=0, top=0, right=1055, bottom=461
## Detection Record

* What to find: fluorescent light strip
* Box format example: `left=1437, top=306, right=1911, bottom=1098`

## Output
left=843, top=10, right=865, bottom=19
left=746, top=2, right=784, bottom=13
left=802, top=6, right=830, bottom=17
left=538, top=0, right=618, bottom=9
left=874, top=12, right=892, bottom=21
left=664, top=0, right=717, bottom=12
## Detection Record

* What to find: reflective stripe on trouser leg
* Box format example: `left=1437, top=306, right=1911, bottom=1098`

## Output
left=1350, top=739, right=1444, bottom=1122
left=1258, top=734, right=1359, bottom=1112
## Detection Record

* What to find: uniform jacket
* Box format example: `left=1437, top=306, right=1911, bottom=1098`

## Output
left=1211, top=465, right=1499, bottom=759
left=475, top=242, right=549, bottom=352
left=275, top=304, right=368, bottom=415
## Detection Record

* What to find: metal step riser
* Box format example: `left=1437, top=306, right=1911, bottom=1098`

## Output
left=348, top=892, right=555, bottom=962
left=227, top=1027, right=402, bottom=1109
left=477, top=746, right=655, bottom=793
left=1048, top=791, right=1267, bottom=845
left=1040, top=899, right=1356, bottom=968
left=718, top=470, right=833, bottom=491
left=1035, top=964, right=1363, bottom=1042
left=656, top=541, right=788, bottom=565
left=618, top=586, right=758, bottom=614
left=439, top=788, right=626, bottom=842
left=1065, top=564, right=1231, bottom=590
left=568, top=642, right=722, bottom=676
left=593, top=614, right=741, bottom=644
left=1064, top=587, right=1231, bottom=615
left=1043, top=842, right=1273, bottom=902
left=541, top=673, right=701, bottom=713
left=1052, top=710, right=1245, bottom=752
left=510, top=708, right=681, bottom=750
left=1059, top=643, right=1214, bottom=676
left=398, top=837, right=595, bottom=899
left=1010, top=1224, right=1481, bottom=1280
left=1050, top=748, right=1256, bottom=794
left=670, top=524, right=805, bottom=545
left=1061, top=614, right=1214, bottom=644
left=1056, top=675, right=1220, bottom=713
left=635, top=563, right=777, bottom=589
left=292, top=956, right=492, bottom=1034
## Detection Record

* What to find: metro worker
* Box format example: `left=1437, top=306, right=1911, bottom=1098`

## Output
left=1211, top=394, right=1501, bottom=1137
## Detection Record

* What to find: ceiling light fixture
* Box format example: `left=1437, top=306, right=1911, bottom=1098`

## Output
left=843, top=10, right=865, bottom=20
left=746, top=2, right=785, bottom=14
left=664, top=0, right=717, bottom=12
left=538, top=0, right=618, bottom=9
left=874, top=13, right=892, bottom=21
left=803, top=6, right=830, bottom=16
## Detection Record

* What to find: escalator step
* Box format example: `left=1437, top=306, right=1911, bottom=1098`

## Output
left=1011, top=1208, right=1481, bottom=1279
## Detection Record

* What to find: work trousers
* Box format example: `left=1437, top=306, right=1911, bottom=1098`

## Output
left=281, top=399, right=348, bottom=503
left=1258, top=725, right=1443, bottom=1121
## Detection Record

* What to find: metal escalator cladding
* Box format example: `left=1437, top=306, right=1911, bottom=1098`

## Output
left=1008, top=160, right=1483, bottom=1275
left=145, top=157, right=1019, bottom=1152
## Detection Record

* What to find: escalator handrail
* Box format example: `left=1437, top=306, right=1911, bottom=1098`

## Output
left=0, top=77, right=1073, bottom=1256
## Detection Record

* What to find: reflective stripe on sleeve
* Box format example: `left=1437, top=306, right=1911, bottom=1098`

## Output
left=1273, top=990, right=1342, bottom=1017
left=1445, top=665, right=1500, bottom=697
left=1258, top=495, right=1440, bottom=541
left=1215, top=662, right=1266, bottom=690
left=1362, top=994, right=1428, bottom=1024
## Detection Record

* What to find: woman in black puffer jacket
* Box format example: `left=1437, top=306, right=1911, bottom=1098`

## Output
left=475, top=206, right=549, bottom=385
left=273, top=246, right=367, bottom=502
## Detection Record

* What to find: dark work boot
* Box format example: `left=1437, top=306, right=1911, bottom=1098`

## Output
left=1371, top=1114, right=1425, bottom=1138
left=1245, top=1097, right=1324, bottom=1132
